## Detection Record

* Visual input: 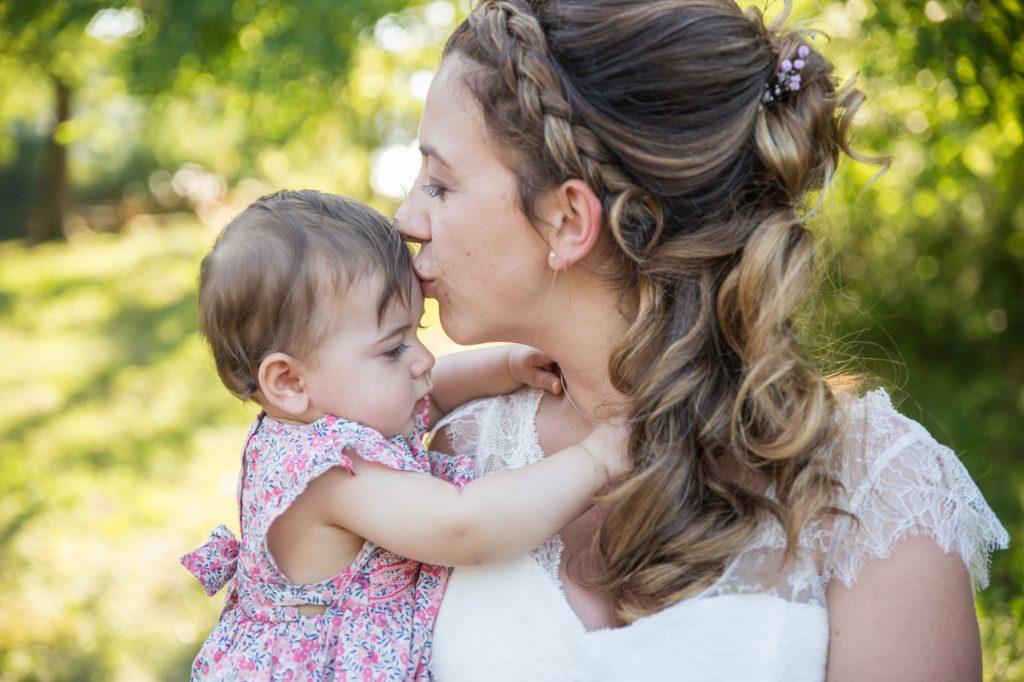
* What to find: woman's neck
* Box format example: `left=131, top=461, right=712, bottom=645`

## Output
left=534, top=280, right=633, bottom=423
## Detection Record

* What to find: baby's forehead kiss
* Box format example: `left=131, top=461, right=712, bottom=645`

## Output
left=320, top=270, right=420, bottom=329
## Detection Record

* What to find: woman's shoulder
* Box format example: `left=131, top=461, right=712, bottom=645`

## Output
left=835, top=388, right=938, bottom=460
left=826, top=388, right=1009, bottom=590
left=832, top=387, right=980, bottom=499
left=430, top=387, right=545, bottom=474
left=831, top=388, right=945, bottom=496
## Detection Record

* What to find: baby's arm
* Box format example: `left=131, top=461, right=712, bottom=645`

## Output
left=305, top=423, right=627, bottom=567
left=428, top=345, right=561, bottom=422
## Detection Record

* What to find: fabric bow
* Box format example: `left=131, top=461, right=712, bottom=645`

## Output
left=180, top=524, right=240, bottom=596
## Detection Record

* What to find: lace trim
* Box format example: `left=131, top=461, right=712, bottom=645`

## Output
left=433, top=387, right=1008, bottom=606
left=522, top=391, right=565, bottom=585
left=826, top=390, right=1010, bottom=591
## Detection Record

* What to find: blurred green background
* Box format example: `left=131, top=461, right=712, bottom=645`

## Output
left=0, top=0, right=1020, bottom=679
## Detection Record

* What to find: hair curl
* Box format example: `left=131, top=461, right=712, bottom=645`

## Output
left=446, top=0, right=880, bottom=622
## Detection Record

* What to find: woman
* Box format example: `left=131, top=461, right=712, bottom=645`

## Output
left=395, top=0, right=1009, bottom=679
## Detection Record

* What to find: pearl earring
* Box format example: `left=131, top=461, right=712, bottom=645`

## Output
left=548, top=249, right=557, bottom=261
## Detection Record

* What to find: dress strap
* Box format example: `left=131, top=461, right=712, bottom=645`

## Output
left=231, top=543, right=377, bottom=622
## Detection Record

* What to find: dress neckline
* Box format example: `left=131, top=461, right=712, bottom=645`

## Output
left=524, top=388, right=667, bottom=633
left=521, top=386, right=747, bottom=632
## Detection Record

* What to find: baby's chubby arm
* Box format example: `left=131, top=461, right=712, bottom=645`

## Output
left=427, top=345, right=562, bottom=423
left=304, top=422, right=628, bottom=567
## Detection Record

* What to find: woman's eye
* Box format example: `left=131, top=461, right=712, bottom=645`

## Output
left=384, top=343, right=410, bottom=359
left=421, top=183, right=448, bottom=200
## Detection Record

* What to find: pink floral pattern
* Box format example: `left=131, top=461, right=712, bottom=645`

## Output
left=182, top=524, right=240, bottom=597
left=182, top=399, right=475, bottom=680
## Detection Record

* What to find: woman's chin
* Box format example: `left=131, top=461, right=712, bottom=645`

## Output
left=436, top=297, right=507, bottom=347
left=437, top=308, right=480, bottom=347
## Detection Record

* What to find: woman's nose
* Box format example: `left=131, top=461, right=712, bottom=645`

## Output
left=395, top=195, right=430, bottom=244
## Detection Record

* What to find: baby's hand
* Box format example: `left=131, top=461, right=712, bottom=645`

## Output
left=581, top=422, right=631, bottom=481
left=506, top=345, right=563, bottom=396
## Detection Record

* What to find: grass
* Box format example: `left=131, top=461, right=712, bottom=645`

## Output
left=0, top=219, right=1019, bottom=680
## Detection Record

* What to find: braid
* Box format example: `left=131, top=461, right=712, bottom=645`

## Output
left=467, top=0, right=665, bottom=263
left=473, top=1, right=604, bottom=191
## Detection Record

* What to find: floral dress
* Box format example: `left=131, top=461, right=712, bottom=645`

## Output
left=181, top=399, right=474, bottom=681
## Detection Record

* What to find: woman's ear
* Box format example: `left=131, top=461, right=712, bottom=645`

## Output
left=544, top=178, right=603, bottom=270
left=257, top=352, right=310, bottom=418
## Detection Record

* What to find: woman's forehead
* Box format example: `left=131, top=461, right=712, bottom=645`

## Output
left=419, top=57, right=495, bottom=170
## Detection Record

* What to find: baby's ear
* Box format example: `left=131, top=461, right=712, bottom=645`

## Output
left=257, top=352, right=310, bottom=417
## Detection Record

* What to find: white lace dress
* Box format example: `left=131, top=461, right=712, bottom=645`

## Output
left=428, top=388, right=1009, bottom=682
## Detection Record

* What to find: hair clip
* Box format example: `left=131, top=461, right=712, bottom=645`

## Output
left=760, top=44, right=810, bottom=111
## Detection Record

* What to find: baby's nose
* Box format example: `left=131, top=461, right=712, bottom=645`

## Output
left=412, top=342, right=436, bottom=377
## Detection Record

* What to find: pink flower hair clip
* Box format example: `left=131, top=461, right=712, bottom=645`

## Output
left=760, top=44, right=811, bottom=111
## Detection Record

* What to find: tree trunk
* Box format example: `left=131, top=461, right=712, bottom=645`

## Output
left=26, top=75, right=71, bottom=245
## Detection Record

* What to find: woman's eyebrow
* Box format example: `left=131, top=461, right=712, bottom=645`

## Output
left=419, top=144, right=452, bottom=169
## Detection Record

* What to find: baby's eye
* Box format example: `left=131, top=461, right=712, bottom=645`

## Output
left=384, top=343, right=410, bottom=359
left=421, top=183, right=448, bottom=200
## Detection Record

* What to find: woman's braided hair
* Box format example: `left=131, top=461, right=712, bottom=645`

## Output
left=446, top=0, right=872, bottom=622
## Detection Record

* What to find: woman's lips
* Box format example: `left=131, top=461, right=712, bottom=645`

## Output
left=413, top=265, right=436, bottom=298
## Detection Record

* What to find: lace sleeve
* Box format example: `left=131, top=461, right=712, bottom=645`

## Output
left=829, top=390, right=1009, bottom=591
left=430, top=398, right=492, bottom=477
left=430, top=389, right=546, bottom=476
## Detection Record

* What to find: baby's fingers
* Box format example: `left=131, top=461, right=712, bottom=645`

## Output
left=511, top=347, right=562, bottom=395
left=523, top=361, right=563, bottom=395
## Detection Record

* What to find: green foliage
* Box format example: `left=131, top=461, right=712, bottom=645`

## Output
left=0, top=0, right=118, bottom=84
left=123, top=0, right=412, bottom=179
left=0, top=0, right=440, bottom=240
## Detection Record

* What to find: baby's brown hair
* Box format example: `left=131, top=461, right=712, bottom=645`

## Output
left=198, top=189, right=414, bottom=400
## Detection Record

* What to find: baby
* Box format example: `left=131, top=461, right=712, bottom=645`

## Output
left=181, top=189, right=623, bottom=680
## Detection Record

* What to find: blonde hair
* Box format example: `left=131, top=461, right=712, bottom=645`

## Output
left=198, top=190, right=413, bottom=400
left=446, top=0, right=876, bottom=622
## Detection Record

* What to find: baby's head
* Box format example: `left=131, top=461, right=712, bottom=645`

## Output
left=199, top=190, right=433, bottom=432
